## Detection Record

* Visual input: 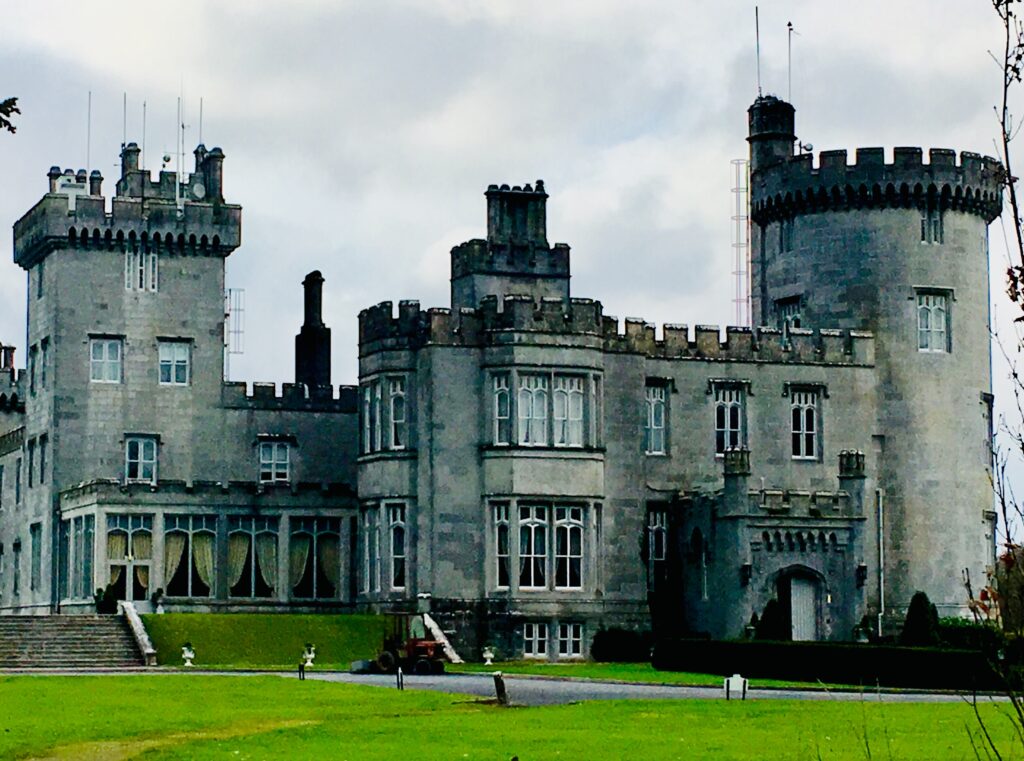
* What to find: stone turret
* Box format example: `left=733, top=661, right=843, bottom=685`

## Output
left=748, top=95, right=796, bottom=173
left=295, top=270, right=332, bottom=389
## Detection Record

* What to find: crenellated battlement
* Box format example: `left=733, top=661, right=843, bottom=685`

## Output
left=360, top=295, right=874, bottom=365
left=450, top=238, right=570, bottom=280
left=13, top=143, right=241, bottom=269
left=751, top=147, right=1003, bottom=224
left=221, top=382, right=357, bottom=413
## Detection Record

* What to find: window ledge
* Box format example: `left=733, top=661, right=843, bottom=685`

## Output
left=358, top=449, right=418, bottom=464
left=481, top=445, right=605, bottom=459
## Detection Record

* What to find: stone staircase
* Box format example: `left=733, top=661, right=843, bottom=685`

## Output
left=0, top=615, right=145, bottom=669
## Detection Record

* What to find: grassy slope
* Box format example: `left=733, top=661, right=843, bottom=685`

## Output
left=141, top=613, right=387, bottom=667
left=0, top=675, right=1019, bottom=760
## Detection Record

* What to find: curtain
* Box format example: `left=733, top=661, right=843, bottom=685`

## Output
left=135, top=565, right=149, bottom=591
left=164, top=532, right=187, bottom=584
left=133, top=531, right=152, bottom=561
left=193, top=532, right=215, bottom=592
left=227, top=533, right=250, bottom=589
left=255, top=533, right=277, bottom=594
left=289, top=533, right=312, bottom=590
left=107, top=531, right=127, bottom=585
left=317, top=533, right=341, bottom=596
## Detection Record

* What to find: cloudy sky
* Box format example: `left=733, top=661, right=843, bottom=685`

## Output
left=0, top=0, right=1014, bottom=393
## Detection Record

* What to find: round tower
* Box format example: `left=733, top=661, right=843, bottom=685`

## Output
left=748, top=96, right=1003, bottom=620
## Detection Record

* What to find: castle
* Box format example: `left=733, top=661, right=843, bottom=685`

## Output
left=0, top=96, right=1002, bottom=659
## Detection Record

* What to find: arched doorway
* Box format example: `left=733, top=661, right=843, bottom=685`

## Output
left=776, top=568, right=822, bottom=641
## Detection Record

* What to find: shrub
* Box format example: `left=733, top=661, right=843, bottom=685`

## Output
left=938, top=616, right=1005, bottom=655
left=900, top=591, right=940, bottom=647
left=754, top=599, right=788, bottom=641
left=590, top=628, right=653, bottom=662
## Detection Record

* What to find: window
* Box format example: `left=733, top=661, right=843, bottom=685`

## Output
left=373, top=383, right=383, bottom=452
left=523, top=622, right=547, bottom=658
left=519, top=505, right=548, bottom=589
left=125, top=436, right=158, bottom=484
left=12, top=541, right=20, bottom=596
left=15, top=458, right=21, bottom=503
left=917, top=292, right=949, bottom=353
left=26, top=439, right=35, bottom=488
left=38, top=434, right=47, bottom=484
left=165, top=515, right=216, bottom=598
left=643, top=383, right=666, bottom=454
left=518, top=375, right=549, bottom=446
left=493, top=374, right=511, bottom=445
left=790, top=390, right=819, bottom=460
left=106, top=514, right=152, bottom=602
left=259, top=441, right=290, bottom=483
left=554, top=506, right=583, bottom=589
left=0, top=464, right=4, bottom=509
left=387, top=503, right=406, bottom=590
left=29, top=522, right=41, bottom=592
left=557, top=622, right=583, bottom=658
left=40, top=338, right=48, bottom=388
left=67, top=515, right=95, bottom=599
left=125, top=250, right=158, bottom=291
left=28, top=345, right=36, bottom=394
left=388, top=378, right=406, bottom=449
left=158, top=341, right=190, bottom=385
left=776, top=296, right=802, bottom=331
left=36, top=260, right=44, bottom=299
left=90, top=338, right=123, bottom=383
left=921, top=207, right=943, bottom=244
left=289, top=517, right=341, bottom=600
left=362, top=507, right=381, bottom=594
left=553, top=376, right=584, bottom=447
left=780, top=217, right=794, bottom=252
left=362, top=382, right=374, bottom=454
left=647, top=509, right=668, bottom=590
left=494, top=503, right=510, bottom=589
left=714, top=386, right=744, bottom=454
left=228, top=516, right=277, bottom=598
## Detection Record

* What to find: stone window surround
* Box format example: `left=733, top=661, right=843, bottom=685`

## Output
left=488, top=367, right=602, bottom=450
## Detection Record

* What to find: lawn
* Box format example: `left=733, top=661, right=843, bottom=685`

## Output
left=0, top=675, right=1020, bottom=760
left=141, top=613, right=387, bottom=668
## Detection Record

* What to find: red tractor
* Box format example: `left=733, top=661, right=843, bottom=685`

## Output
left=375, top=613, right=447, bottom=675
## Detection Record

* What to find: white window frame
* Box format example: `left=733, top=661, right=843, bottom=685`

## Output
left=518, top=505, right=548, bottom=590
left=164, top=514, right=217, bottom=598
left=917, top=292, right=949, bottom=353
left=644, top=383, right=666, bottom=454
left=553, top=376, right=584, bottom=447
left=714, top=386, right=744, bottom=455
left=777, top=297, right=802, bottom=331
left=362, top=507, right=381, bottom=594
left=90, top=338, right=123, bottom=384
left=920, top=207, right=943, bottom=244
left=493, top=374, right=511, bottom=445
left=125, top=250, right=158, bottom=291
left=362, top=384, right=373, bottom=454
left=554, top=506, right=583, bottom=590
left=387, top=503, right=406, bottom=590
left=158, top=341, right=190, bottom=385
left=388, top=377, right=407, bottom=450
left=557, top=622, right=583, bottom=659
left=259, top=441, right=290, bottom=484
left=124, top=436, right=157, bottom=484
left=790, top=390, right=819, bottom=460
left=523, top=622, right=547, bottom=658
left=518, top=374, right=549, bottom=446
left=494, top=503, right=510, bottom=589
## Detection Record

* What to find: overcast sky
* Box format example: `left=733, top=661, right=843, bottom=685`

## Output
left=0, top=1, right=1014, bottom=394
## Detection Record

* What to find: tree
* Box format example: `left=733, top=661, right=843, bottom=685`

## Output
left=0, top=97, right=19, bottom=134
left=899, top=591, right=940, bottom=647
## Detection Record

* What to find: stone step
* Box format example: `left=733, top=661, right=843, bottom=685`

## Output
left=0, top=615, right=144, bottom=668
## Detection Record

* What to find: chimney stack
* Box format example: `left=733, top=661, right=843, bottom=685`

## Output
left=295, top=271, right=331, bottom=389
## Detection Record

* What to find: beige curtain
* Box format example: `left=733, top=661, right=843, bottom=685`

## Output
left=227, top=533, right=250, bottom=590
left=164, top=532, right=187, bottom=584
left=135, top=565, right=149, bottom=592
left=289, top=534, right=311, bottom=590
left=318, top=533, right=341, bottom=595
left=193, top=532, right=215, bottom=592
left=133, top=531, right=152, bottom=561
left=107, top=531, right=127, bottom=585
left=255, top=533, right=277, bottom=594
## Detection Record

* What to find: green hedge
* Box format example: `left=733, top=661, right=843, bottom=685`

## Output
left=652, top=639, right=1002, bottom=690
left=141, top=614, right=388, bottom=668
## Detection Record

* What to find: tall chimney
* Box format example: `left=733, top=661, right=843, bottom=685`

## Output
left=295, top=271, right=331, bottom=388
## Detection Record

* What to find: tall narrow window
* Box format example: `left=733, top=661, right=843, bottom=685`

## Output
left=714, top=386, right=744, bottom=454
left=388, top=378, right=406, bottom=449
left=40, top=338, right=48, bottom=388
left=362, top=385, right=373, bottom=454
left=38, top=434, right=47, bottom=485
left=125, top=250, right=158, bottom=291
left=518, top=375, right=549, bottom=445
left=29, top=523, right=41, bottom=592
left=12, top=541, right=20, bottom=596
left=494, top=503, right=510, bottom=589
left=125, top=436, right=158, bottom=484
left=362, top=507, right=381, bottom=594
left=647, top=509, right=668, bottom=590
left=0, top=464, right=4, bottom=509
left=493, top=374, right=511, bottom=445
left=28, top=345, right=36, bottom=395
left=643, top=383, right=666, bottom=454
left=523, top=622, right=547, bottom=658
left=26, top=439, right=35, bottom=488
left=780, top=217, right=794, bottom=252
left=15, top=458, right=21, bottom=503
left=387, top=503, right=406, bottom=590
left=921, top=207, right=943, bottom=244
left=90, top=338, right=123, bottom=383
left=776, top=296, right=802, bottom=331
left=519, top=505, right=547, bottom=589
left=554, top=506, right=583, bottom=589
left=790, top=390, right=819, bottom=460
left=259, top=441, right=290, bottom=483
left=227, top=516, right=277, bottom=598
left=289, top=517, right=341, bottom=600
left=158, top=341, right=190, bottom=385
left=36, top=260, right=44, bottom=299
left=553, top=376, right=584, bottom=447
left=165, top=515, right=216, bottom=598
left=373, top=383, right=383, bottom=452
left=917, top=292, right=949, bottom=353
left=557, top=622, right=583, bottom=658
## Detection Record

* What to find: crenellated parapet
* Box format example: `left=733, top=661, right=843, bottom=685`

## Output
left=450, top=238, right=570, bottom=280
left=750, top=148, right=1003, bottom=225
left=360, top=295, right=874, bottom=365
left=221, top=382, right=357, bottom=413
left=754, top=488, right=855, bottom=519
left=13, top=144, right=241, bottom=269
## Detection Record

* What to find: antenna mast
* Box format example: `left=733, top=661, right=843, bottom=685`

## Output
left=142, top=101, right=147, bottom=170
left=86, top=91, right=92, bottom=172
left=199, top=97, right=203, bottom=145
left=121, top=92, right=126, bottom=150
left=755, top=6, right=762, bottom=96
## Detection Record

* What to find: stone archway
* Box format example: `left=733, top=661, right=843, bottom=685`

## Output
left=773, top=566, right=826, bottom=642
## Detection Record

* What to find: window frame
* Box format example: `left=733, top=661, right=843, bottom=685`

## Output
left=789, top=389, right=820, bottom=461
left=643, top=382, right=667, bottom=455
left=227, top=516, right=278, bottom=599
left=494, top=503, right=511, bottom=589
left=124, top=435, right=158, bottom=484
left=124, top=249, right=159, bottom=292
left=258, top=441, right=291, bottom=484
left=916, top=290, right=950, bottom=353
left=523, top=622, right=548, bottom=659
left=386, top=502, right=407, bottom=591
left=158, top=340, right=191, bottom=386
left=90, top=337, right=123, bottom=384
left=164, top=514, right=217, bottom=598
left=557, top=622, right=583, bottom=659
left=712, top=384, right=746, bottom=456
left=388, top=377, right=407, bottom=450
left=491, top=369, right=597, bottom=449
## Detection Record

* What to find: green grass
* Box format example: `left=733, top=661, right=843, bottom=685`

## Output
left=141, top=613, right=387, bottom=668
left=449, top=661, right=854, bottom=689
left=0, top=675, right=1020, bottom=760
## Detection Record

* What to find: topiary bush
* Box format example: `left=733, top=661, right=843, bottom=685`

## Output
left=900, top=591, right=940, bottom=647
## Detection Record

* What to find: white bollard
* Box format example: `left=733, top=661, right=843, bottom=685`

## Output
left=724, top=673, right=748, bottom=700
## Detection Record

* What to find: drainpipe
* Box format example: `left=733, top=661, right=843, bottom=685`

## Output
left=876, top=488, right=885, bottom=638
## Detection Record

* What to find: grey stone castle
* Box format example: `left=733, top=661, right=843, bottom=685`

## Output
left=0, top=96, right=1003, bottom=659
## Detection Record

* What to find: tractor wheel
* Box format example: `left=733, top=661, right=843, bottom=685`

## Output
left=413, top=658, right=433, bottom=676
left=376, top=650, right=397, bottom=674
left=430, top=659, right=445, bottom=675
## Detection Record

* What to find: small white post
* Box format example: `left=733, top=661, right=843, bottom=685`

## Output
left=724, top=673, right=748, bottom=700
